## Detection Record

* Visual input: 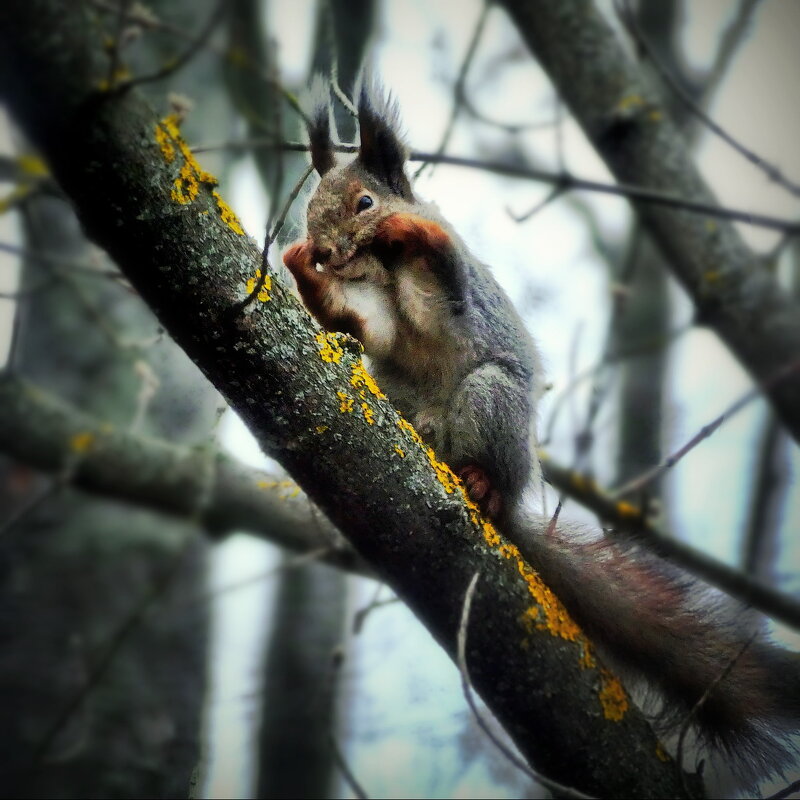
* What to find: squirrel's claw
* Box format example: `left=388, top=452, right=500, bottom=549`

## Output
left=458, top=464, right=503, bottom=519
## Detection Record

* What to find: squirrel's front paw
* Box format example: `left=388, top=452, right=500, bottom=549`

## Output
left=458, top=464, right=503, bottom=519
left=283, top=240, right=315, bottom=275
left=375, top=213, right=451, bottom=256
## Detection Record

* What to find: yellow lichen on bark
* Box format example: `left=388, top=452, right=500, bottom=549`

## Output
left=361, top=402, right=375, bottom=425
left=337, top=391, right=354, bottom=413
left=350, top=361, right=386, bottom=399
left=16, top=154, right=49, bottom=177
left=615, top=500, right=641, bottom=518
left=598, top=667, right=630, bottom=721
left=256, top=478, right=300, bottom=500
left=245, top=269, right=272, bottom=302
left=212, top=190, right=245, bottom=235
left=518, top=567, right=583, bottom=644
left=316, top=331, right=345, bottom=363
left=154, top=114, right=244, bottom=234
left=69, top=431, right=95, bottom=453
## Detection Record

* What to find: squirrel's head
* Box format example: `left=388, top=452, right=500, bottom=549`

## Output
left=303, top=75, right=413, bottom=270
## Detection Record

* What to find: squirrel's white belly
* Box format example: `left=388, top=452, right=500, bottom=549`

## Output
left=340, top=282, right=396, bottom=357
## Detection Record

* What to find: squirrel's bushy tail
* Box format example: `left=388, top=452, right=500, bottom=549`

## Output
left=510, top=511, right=800, bottom=783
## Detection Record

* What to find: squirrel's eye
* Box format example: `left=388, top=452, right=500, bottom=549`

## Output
left=356, top=194, right=374, bottom=213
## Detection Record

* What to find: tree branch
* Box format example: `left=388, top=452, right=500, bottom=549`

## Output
left=540, top=454, right=800, bottom=632
left=0, top=373, right=366, bottom=574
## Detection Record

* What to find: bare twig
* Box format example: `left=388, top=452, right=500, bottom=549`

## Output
left=617, top=0, right=800, bottom=199
left=328, top=729, right=369, bottom=800
left=703, top=0, right=761, bottom=101
left=104, top=0, right=131, bottom=90
left=506, top=184, right=563, bottom=222
left=0, top=241, right=125, bottom=280
left=236, top=163, right=314, bottom=311
left=0, top=480, right=60, bottom=537
left=323, top=0, right=357, bottom=118
left=193, top=139, right=800, bottom=235
left=540, top=454, right=800, bottom=633
left=742, top=414, right=784, bottom=577
left=456, top=571, right=592, bottom=799
left=767, top=777, right=800, bottom=800
left=110, top=0, right=226, bottom=93
left=413, top=1, right=491, bottom=179
left=352, top=592, right=400, bottom=635
left=460, top=92, right=558, bottom=134
left=269, top=163, right=314, bottom=245
left=90, top=0, right=308, bottom=123
left=541, top=323, right=692, bottom=446
left=675, top=634, right=755, bottom=793
left=612, top=358, right=800, bottom=499
left=195, top=547, right=332, bottom=608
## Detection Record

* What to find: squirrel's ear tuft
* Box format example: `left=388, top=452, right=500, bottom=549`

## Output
left=304, top=75, right=337, bottom=176
left=356, top=73, right=412, bottom=199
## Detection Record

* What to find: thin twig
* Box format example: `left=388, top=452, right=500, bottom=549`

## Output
left=235, top=163, right=314, bottom=312
left=544, top=499, right=563, bottom=537
left=352, top=595, right=400, bottom=635
left=328, top=730, right=369, bottom=800
left=553, top=95, right=565, bottom=172
left=506, top=184, right=564, bottom=222
left=327, top=646, right=369, bottom=800
left=323, top=0, right=357, bottom=118
left=767, top=777, right=800, bottom=800
left=110, top=0, right=226, bottom=93
left=618, top=0, right=800, bottom=200
left=703, top=0, right=761, bottom=101
left=0, top=241, right=125, bottom=280
left=193, top=139, right=800, bottom=235
left=258, top=38, right=286, bottom=280
left=456, top=572, right=593, bottom=799
left=540, top=454, right=800, bottom=632
left=89, top=0, right=308, bottom=123
left=612, top=357, right=800, bottom=498
left=675, top=634, right=755, bottom=794
left=541, top=323, right=692, bottom=446
left=104, top=0, right=131, bottom=90
left=193, top=547, right=332, bottom=609
left=269, top=163, right=314, bottom=245
left=460, top=92, right=558, bottom=134
left=413, top=1, right=491, bottom=179
left=0, top=480, right=60, bottom=537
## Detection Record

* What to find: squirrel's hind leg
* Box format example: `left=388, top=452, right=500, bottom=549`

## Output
left=446, top=361, right=534, bottom=517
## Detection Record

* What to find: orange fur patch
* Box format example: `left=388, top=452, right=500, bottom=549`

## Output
left=376, top=213, right=451, bottom=258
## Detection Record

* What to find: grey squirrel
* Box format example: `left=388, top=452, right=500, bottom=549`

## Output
left=283, top=77, right=800, bottom=785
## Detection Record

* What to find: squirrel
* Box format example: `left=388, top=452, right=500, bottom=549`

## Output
left=283, top=76, right=800, bottom=786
